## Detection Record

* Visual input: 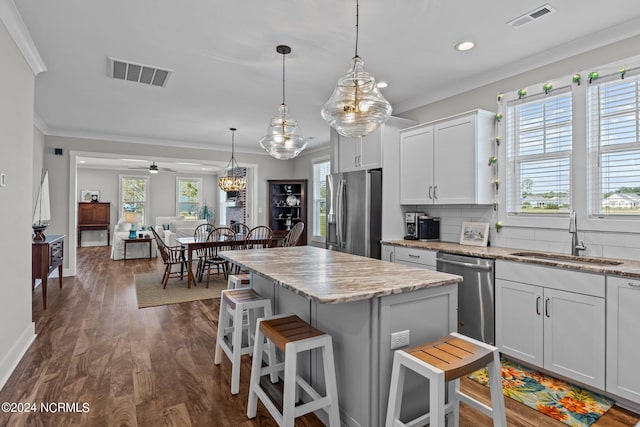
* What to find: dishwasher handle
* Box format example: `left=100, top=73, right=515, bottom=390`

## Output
left=437, top=258, right=493, bottom=271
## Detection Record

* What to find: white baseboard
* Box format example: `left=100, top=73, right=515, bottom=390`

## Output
left=80, top=242, right=109, bottom=247
left=0, top=322, right=36, bottom=390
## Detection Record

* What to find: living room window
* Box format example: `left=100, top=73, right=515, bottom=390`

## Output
left=506, top=90, right=572, bottom=215
left=313, top=158, right=330, bottom=240
left=588, top=74, right=640, bottom=217
left=119, top=175, right=149, bottom=224
left=176, top=177, right=202, bottom=220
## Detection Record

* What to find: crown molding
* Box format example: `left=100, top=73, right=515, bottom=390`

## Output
left=33, top=113, right=49, bottom=134
left=0, top=0, right=46, bottom=75
left=394, top=16, right=640, bottom=114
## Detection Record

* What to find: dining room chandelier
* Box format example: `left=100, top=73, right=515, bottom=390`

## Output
left=218, top=127, right=246, bottom=192
left=321, top=0, right=392, bottom=138
left=259, top=45, right=307, bottom=160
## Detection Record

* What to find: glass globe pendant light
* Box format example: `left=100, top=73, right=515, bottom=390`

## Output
left=259, top=45, right=307, bottom=160
left=218, top=127, right=247, bottom=192
left=321, top=0, right=392, bottom=138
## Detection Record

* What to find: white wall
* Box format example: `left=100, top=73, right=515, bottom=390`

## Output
left=396, top=34, right=640, bottom=260
left=0, top=19, right=36, bottom=389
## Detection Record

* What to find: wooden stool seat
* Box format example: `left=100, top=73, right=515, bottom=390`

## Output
left=227, top=273, right=251, bottom=289
left=259, top=315, right=326, bottom=351
left=247, top=314, right=341, bottom=427
left=386, top=332, right=506, bottom=427
left=222, top=288, right=264, bottom=309
left=406, top=335, right=494, bottom=382
left=215, top=288, right=274, bottom=395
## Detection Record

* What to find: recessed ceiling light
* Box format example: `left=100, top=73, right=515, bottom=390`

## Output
left=120, top=158, right=147, bottom=162
left=454, top=41, right=475, bottom=52
left=79, top=160, right=86, bottom=164
left=377, top=81, right=388, bottom=89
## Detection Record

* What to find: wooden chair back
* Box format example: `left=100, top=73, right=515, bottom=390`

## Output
left=246, top=226, right=273, bottom=249
left=194, top=223, right=214, bottom=257
left=205, top=227, right=236, bottom=258
left=283, top=222, right=304, bottom=247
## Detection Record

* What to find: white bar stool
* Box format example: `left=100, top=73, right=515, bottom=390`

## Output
left=227, top=273, right=251, bottom=289
left=247, top=314, right=341, bottom=427
left=386, top=332, right=506, bottom=427
left=214, top=288, right=275, bottom=395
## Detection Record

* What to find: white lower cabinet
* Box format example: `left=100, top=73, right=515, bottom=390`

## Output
left=381, top=243, right=395, bottom=263
left=495, top=261, right=605, bottom=389
left=606, top=276, right=640, bottom=404
left=393, top=246, right=437, bottom=271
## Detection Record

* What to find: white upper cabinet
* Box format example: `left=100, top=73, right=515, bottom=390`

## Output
left=400, top=110, right=494, bottom=205
left=337, top=129, right=382, bottom=172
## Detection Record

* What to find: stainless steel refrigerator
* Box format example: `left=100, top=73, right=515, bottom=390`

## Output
left=326, top=169, right=382, bottom=259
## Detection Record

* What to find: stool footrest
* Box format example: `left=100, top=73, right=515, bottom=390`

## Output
left=456, top=389, right=493, bottom=418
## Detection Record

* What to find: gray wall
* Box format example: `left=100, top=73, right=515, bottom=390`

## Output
left=76, top=167, right=218, bottom=246
left=0, top=21, right=36, bottom=388
left=395, top=34, right=640, bottom=259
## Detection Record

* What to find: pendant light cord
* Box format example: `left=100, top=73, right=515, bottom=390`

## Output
left=282, top=50, right=286, bottom=105
left=354, top=0, right=359, bottom=58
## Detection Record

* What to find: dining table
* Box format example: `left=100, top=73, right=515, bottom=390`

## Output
left=175, top=235, right=277, bottom=288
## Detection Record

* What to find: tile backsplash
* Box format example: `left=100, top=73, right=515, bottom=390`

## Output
left=408, top=205, right=640, bottom=262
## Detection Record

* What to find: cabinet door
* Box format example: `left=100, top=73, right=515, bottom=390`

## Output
left=433, top=114, right=477, bottom=204
left=495, top=279, right=543, bottom=366
left=339, top=136, right=360, bottom=172
left=543, top=288, right=605, bottom=389
left=400, top=125, right=434, bottom=204
left=359, top=129, right=382, bottom=169
left=381, top=244, right=394, bottom=263
left=607, top=276, right=640, bottom=403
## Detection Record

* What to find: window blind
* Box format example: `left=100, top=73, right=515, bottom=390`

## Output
left=588, top=74, right=640, bottom=217
left=506, top=90, right=572, bottom=214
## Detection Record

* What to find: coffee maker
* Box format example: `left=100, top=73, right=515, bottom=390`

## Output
left=404, top=212, right=423, bottom=240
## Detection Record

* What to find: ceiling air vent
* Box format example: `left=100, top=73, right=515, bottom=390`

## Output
left=108, top=57, right=172, bottom=88
left=507, top=4, right=555, bottom=28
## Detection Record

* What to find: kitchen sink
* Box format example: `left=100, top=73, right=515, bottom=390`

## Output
left=510, top=251, right=623, bottom=266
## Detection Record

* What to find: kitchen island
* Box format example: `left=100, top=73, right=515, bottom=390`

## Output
left=220, top=246, right=462, bottom=427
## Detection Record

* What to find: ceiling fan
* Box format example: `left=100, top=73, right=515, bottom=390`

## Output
left=128, top=161, right=176, bottom=174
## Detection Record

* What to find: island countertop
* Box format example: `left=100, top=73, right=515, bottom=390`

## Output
left=219, top=246, right=462, bottom=304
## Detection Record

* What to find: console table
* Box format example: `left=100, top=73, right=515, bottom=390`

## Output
left=124, top=237, right=153, bottom=261
left=78, top=202, right=110, bottom=247
left=32, top=235, right=64, bottom=310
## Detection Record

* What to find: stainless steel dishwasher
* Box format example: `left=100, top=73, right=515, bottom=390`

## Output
left=436, top=252, right=495, bottom=344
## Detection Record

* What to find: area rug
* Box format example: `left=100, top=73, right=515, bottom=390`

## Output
left=469, top=359, right=614, bottom=427
left=134, top=272, right=227, bottom=308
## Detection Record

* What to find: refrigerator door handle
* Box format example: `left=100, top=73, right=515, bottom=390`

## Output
left=336, top=179, right=346, bottom=248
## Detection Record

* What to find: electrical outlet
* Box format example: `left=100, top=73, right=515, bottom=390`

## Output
left=390, top=330, right=410, bottom=350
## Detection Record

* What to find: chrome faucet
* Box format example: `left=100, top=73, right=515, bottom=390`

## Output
left=569, top=210, right=587, bottom=256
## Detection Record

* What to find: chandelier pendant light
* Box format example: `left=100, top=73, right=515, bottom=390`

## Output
left=218, top=127, right=247, bottom=192
left=259, top=45, right=307, bottom=160
left=321, top=0, right=392, bottom=138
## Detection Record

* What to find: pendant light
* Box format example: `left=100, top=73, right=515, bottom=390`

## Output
left=259, top=45, right=307, bottom=160
left=321, top=0, right=392, bottom=138
left=218, top=128, right=247, bottom=192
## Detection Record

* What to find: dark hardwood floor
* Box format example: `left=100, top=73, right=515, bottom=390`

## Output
left=0, top=246, right=637, bottom=426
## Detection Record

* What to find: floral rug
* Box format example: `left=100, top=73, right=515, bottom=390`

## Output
left=468, top=359, right=614, bottom=426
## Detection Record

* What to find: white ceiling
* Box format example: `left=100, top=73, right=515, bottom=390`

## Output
left=16, top=0, right=640, bottom=158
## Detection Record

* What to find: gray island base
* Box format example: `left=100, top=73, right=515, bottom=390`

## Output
left=220, top=246, right=461, bottom=426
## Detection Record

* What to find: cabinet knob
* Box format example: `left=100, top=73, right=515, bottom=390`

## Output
left=628, top=282, right=640, bottom=288
left=536, top=296, right=541, bottom=315
left=545, top=297, right=551, bottom=317
left=428, top=186, right=433, bottom=199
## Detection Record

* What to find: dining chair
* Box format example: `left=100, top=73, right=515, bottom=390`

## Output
left=151, top=227, right=188, bottom=289
left=246, top=226, right=273, bottom=249
left=194, top=223, right=214, bottom=281
left=282, top=222, right=304, bottom=247
left=229, top=222, right=251, bottom=273
left=201, top=227, right=236, bottom=286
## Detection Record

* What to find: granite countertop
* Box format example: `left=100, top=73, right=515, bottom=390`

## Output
left=219, top=246, right=462, bottom=304
left=382, top=240, right=640, bottom=279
